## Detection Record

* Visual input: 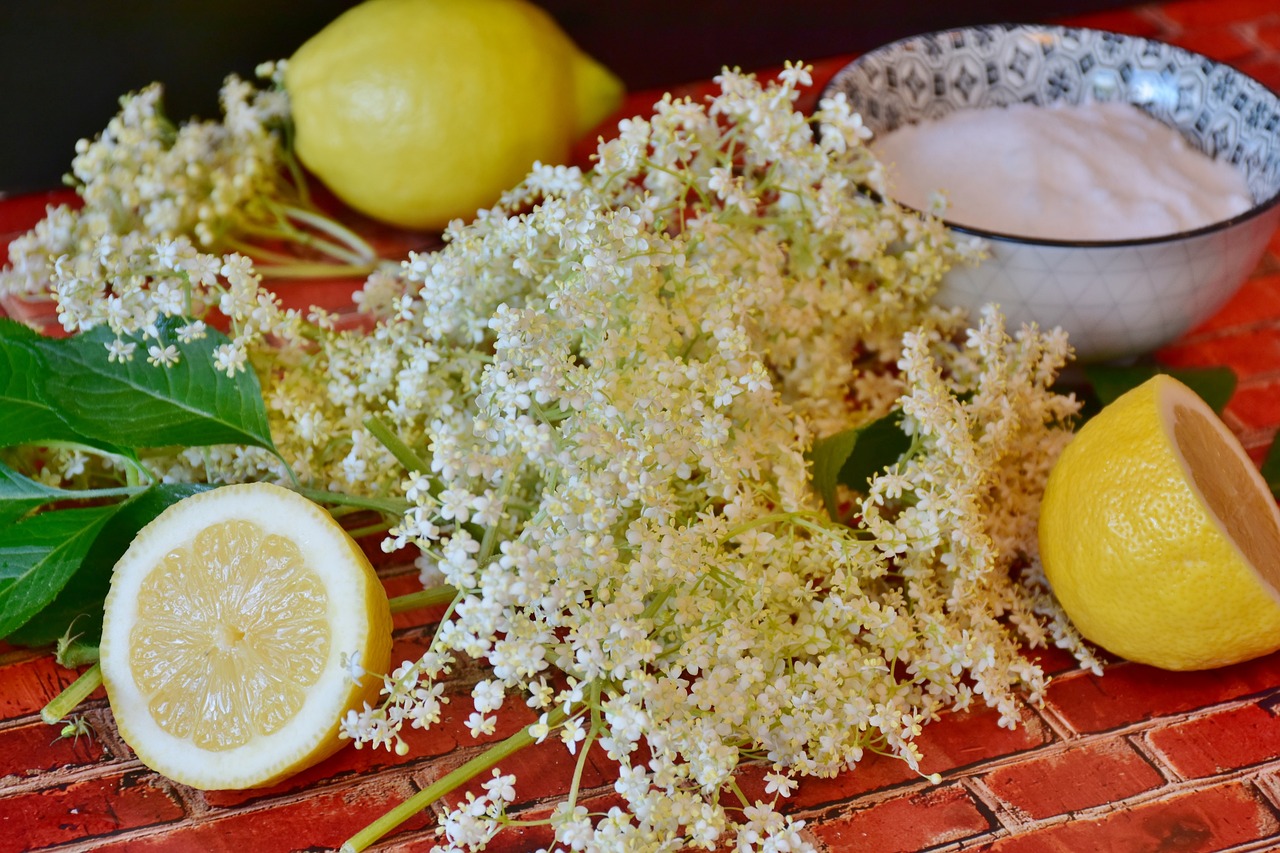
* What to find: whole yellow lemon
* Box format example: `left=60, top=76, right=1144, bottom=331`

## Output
left=285, top=0, right=624, bottom=230
left=1039, top=375, right=1280, bottom=670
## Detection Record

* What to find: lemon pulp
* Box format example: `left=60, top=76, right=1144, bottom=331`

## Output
left=131, top=520, right=329, bottom=750
left=1173, top=400, right=1280, bottom=576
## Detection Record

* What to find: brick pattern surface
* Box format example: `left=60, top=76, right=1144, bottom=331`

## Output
left=7, top=1, right=1280, bottom=851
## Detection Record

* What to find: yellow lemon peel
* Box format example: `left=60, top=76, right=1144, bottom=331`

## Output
left=1039, top=375, right=1280, bottom=670
left=285, top=0, right=624, bottom=230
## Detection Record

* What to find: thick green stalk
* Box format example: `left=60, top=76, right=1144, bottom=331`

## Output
left=388, top=586, right=457, bottom=615
left=340, top=706, right=569, bottom=852
left=280, top=203, right=378, bottom=262
left=364, top=415, right=434, bottom=477
left=294, top=487, right=410, bottom=517
left=258, top=262, right=381, bottom=280
left=41, top=663, right=103, bottom=725
left=342, top=521, right=395, bottom=539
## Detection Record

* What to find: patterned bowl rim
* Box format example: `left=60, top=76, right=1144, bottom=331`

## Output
left=819, top=22, right=1280, bottom=249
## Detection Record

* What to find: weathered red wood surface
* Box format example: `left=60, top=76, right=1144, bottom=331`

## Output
left=6, top=1, right=1280, bottom=850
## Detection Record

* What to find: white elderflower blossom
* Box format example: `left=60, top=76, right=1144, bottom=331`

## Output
left=1, top=68, right=378, bottom=311
left=145, top=342, right=179, bottom=367
left=15, top=64, right=1093, bottom=851
left=323, top=68, right=1084, bottom=851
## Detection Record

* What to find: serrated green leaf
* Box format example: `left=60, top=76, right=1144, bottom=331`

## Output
left=0, top=318, right=98, bottom=449
left=809, top=427, right=861, bottom=519
left=6, top=482, right=208, bottom=648
left=0, top=458, right=142, bottom=526
left=1262, top=439, right=1280, bottom=502
left=34, top=316, right=277, bottom=453
left=0, top=503, right=122, bottom=639
left=1083, top=364, right=1237, bottom=415
left=0, top=460, right=62, bottom=526
left=809, top=410, right=911, bottom=519
left=0, top=317, right=39, bottom=340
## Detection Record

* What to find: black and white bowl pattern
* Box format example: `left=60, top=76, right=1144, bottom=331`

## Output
left=823, top=24, right=1280, bottom=361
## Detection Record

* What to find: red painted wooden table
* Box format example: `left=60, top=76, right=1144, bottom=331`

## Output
left=7, top=1, right=1280, bottom=851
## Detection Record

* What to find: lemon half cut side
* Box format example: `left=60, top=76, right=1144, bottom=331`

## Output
left=100, top=483, right=392, bottom=789
left=1039, top=374, right=1280, bottom=671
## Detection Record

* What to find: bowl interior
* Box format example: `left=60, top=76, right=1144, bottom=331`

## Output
left=822, top=24, right=1280, bottom=212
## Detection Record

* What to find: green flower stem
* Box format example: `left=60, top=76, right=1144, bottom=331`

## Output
left=256, top=261, right=380, bottom=280
left=363, top=415, right=435, bottom=478
left=720, top=510, right=846, bottom=544
left=291, top=233, right=368, bottom=267
left=566, top=686, right=602, bottom=809
left=41, top=663, right=102, bottom=725
left=341, top=521, right=394, bottom=539
left=388, top=586, right=458, bottom=615
left=56, top=640, right=100, bottom=669
left=340, top=706, right=570, bottom=853
left=40, top=441, right=153, bottom=486
left=236, top=218, right=372, bottom=268
left=222, top=239, right=300, bottom=265
left=278, top=132, right=312, bottom=208
left=220, top=236, right=376, bottom=279
left=294, top=487, right=410, bottom=517
left=235, top=220, right=364, bottom=265
left=267, top=202, right=376, bottom=263
left=725, top=779, right=751, bottom=810
left=280, top=203, right=378, bottom=262
left=474, top=463, right=519, bottom=566
left=51, top=483, right=147, bottom=501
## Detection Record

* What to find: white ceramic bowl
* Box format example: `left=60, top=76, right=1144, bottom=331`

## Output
left=822, top=24, right=1280, bottom=362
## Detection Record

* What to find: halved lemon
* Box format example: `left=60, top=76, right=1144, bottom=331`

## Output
left=1039, top=374, right=1280, bottom=670
left=99, top=482, right=392, bottom=789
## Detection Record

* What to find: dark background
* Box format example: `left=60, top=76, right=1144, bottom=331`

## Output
left=0, top=0, right=1136, bottom=194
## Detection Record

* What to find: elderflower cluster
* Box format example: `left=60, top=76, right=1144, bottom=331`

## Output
left=328, top=67, right=1087, bottom=850
left=11, top=61, right=1093, bottom=851
left=36, top=230, right=309, bottom=370
left=0, top=64, right=374, bottom=303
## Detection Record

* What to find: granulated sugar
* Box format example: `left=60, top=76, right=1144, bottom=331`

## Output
left=870, top=101, right=1252, bottom=241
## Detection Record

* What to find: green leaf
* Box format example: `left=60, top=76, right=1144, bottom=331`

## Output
left=33, top=317, right=278, bottom=453
left=810, top=427, right=861, bottom=519
left=809, top=410, right=911, bottom=518
left=0, top=317, right=39, bottom=340
left=1261, top=439, right=1280, bottom=502
left=5, top=483, right=208, bottom=648
left=0, top=458, right=141, bottom=526
left=0, top=503, right=122, bottom=639
left=1083, top=364, right=1237, bottom=416
left=0, top=319, right=102, bottom=449
left=0, top=460, right=53, bottom=526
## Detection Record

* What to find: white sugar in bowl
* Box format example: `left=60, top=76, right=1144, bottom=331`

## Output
left=823, top=24, right=1280, bottom=362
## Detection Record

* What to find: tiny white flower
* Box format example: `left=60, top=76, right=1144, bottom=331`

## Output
left=175, top=319, right=206, bottom=343
left=104, top=338, right=136, bottom=363
left=341, top=650, right=365, bottom=686
left=481, top=769, right=517, bottom=803
left=465, top=711, right=496, bottom=739
left=763, top=771, right=798, bottom=798
left=560, top=717, right=587, bottom=755
left=145, top=343, right=179, bottom=368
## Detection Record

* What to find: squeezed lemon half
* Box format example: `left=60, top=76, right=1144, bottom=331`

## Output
left=100, top=483, right=392, bottom=789
left=1039, top=374, right=1280, bottom=670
